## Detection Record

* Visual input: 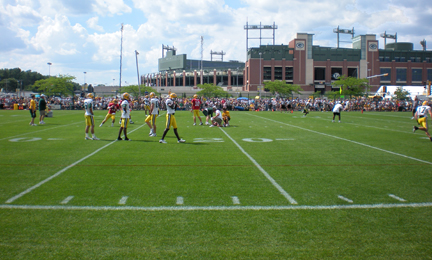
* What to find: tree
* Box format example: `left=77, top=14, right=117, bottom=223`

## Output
left=32, top=75, right=76, bottom=97
left=196, top=83, right=228, bottom=98
left=263, top=80, right=302, bottom=97
left=394, top=87, right=410, bottom=100
left=119, top=85, right=159, bottom=99
left=0, top=78, right=18, bottom=92
left=332, top=75, right=369, bottom=96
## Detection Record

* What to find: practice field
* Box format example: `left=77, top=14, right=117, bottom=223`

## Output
left=1, top=109, right=431, bottom=259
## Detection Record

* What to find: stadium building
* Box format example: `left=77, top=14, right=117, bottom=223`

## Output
left=143, top=33, right=432, bottom=95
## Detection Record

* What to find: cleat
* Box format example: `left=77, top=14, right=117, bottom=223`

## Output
left=125, top=138, right=130, bottom=141
left=209, top=125, right=215, bottom=127
left=199, top=123, right=203, bottom=125
left=85, top=136, right=92, bottom=140
left=177, top=139, right=186, bottom=143
left=159, top=139, right=167, bottom=144
left=117, top=137, right=123, bottom=141
left=413, top=126, right=418, bottom=133
left=92, top=137, right=100, bottom=140
left=193, top=123, right=196, bottom=126
left=150, top=133, right=157, bottom=137
left=130, top=121, right=134, bottom=124
left=205, top=122, right=209, bottom=125
left=332, top=120, right=334, bottom=122
left=411, top=117, right=414, bottom=120
left=99, top=124, right=103, bottom=127
left=338, top=121, right=341, bottom=123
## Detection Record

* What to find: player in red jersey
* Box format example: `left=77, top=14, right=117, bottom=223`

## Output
left=191, top=94, right=203, bottom=126
left=100, top=99, right=120, bottom=127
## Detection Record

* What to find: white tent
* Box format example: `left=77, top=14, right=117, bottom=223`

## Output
left=375, top=86, right=427, bottom=99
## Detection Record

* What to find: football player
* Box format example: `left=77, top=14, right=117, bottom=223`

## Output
left=332, top=101, right=344, bottom=123
left=145, top=92, right=159, bottom=137
left=413, top=100, right=432, bottom=142
left=222, top=107, right=231, bottom=127
left=143, top=95, right=150, bottom=116
left=84, top=93, right=99, bottom=140
left=117, top=93, right=131, bottom=141
left=191, top=94, right=203, bottom=125
left=159, top=93, right=186, bottom=143
left=100, top=99, right=119, bottom=127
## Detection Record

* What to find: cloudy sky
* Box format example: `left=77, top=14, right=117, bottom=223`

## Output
left=1, top=0, right=431, bottom=86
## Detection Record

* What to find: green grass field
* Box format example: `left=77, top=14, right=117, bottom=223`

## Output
left=1, top=108, right=432, bottom=259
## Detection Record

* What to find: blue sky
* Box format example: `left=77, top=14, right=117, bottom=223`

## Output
left=1, top=0, right=432, bottom=86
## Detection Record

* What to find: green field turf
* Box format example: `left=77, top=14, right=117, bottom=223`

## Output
left=1, top=109, right=432, bottom=259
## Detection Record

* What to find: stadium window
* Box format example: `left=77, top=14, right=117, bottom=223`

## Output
left=274, top=67, right=283, bottom=80
left=314, top=67, right=325, bottom=81
left=380, top=68, right=391, bottom=81
left=426, top=57, right=431, bottom=63
left=348, top=68, right=358, bottom=78
left=394, top=57, right=400, bottom=62
left=416, top=57, right=421, bottom=63
left=400, top=57, right=406, bottom=62
left=385, top=56, right=390, bottom=62
left=379, top=56, right=384, bottom=62
left=285, top=67, right=293, bottom=80
left=412, top=68, right=422, bottom=82
left=396, top=68, right=407, bottom=82
left=263, top=67, right=272, bottom=81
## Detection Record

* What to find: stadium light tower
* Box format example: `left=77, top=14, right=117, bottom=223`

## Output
left=47, top=62, right=52, bottom=77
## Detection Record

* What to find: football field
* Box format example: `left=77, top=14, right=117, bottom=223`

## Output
left=1, top=109, right=432, bottom=258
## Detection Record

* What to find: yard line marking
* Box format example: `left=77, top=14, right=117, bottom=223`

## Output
left=2, top=202, right=432, bottom=211
left=338, top=195, right=353, bottom=203
left=176, top=196, right=184, bottom=205
left=119, top=196, right=129, bottom=205
left=389, top=194, right=407, bottom=202
left=5, top=124, right=145, bottom=204
left=249, top=114, right=432, bottom=166
left=60, top=196, right=74, bottom=204
left=0, top=121, right=82, bottom=141
left=220, top=128, right=298, bottom=205
left=232, top=196, right=241, bottom=205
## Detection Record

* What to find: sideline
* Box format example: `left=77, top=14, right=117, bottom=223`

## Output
left=249, top=113, right=432, bottom=165
left=5, top=124, right=145, bottom=204
left=1, top=202, right=432, bottom=211
left=219, top=128, right=298, bottom=204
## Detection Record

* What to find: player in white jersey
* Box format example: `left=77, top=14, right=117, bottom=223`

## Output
left=145, top=92, right=160, bottom=137
left=143, top=95, right=150, bottom=116
left=413, top=101, right=432, bottom=142
left=117, top=93, right=131, bottom=141
left=84, top=93, right=99, bottom=140
left=332, top=102, right=344, bottom=122
left=159, top=93, right=185, bottom=144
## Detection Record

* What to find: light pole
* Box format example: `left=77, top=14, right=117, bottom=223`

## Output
left=135, top=50, right=141, bottom=97
left=259, top=52, right=262, bottom=98
left=47, top=62, right=52, bottom=77
left=84, top=72, right=87, bottom=85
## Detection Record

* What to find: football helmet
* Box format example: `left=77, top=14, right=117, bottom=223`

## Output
left=423, top=101, right=429, bottom=106
left=145, top=95, right=148, bottom=98
left=87, top=93, right=94, bottom=99
left=170, top=93, right=177, bottom=99
left=122, top=93, right=130, bottom=100
left=193, top=94, right=198, bottom=98
left=112, top=99, right=117, bottom=103
left=150, top=92, right=155, bottom=98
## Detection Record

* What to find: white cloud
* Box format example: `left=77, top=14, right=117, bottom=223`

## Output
left=87, top=16, right=104, bottom=32
left=92, top=0, right=132, bottom=16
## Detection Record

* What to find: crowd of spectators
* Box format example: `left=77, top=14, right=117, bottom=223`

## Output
left=0, top=94, right=418, bottom=112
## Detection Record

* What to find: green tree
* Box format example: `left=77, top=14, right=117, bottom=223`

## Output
left=32, top=75, right=76, bottom=97
left=263, top=80, right=302, bottom=97
left=394, top=87, right=410, bottom=100
left=332, top=75, right=369, bottom=96
left=0, top=78, right=18, bottom=92
left=196, top=83, right=228, bottom=98
left=119, top=85, right=159, bottom=99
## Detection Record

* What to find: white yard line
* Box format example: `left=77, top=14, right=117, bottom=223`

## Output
left=5, top=124, right=145, bottom=204
left=249, top=114, right=432, bottom=166
left=176, top=197, right=184, bottom=205
left=60, top=196, right=74, bottom=204
left=389, top=194, right=407, bottom=202
left=220, top=128, right=298, bottom=204
left=118, top=196, right=129, bottom=205
left=1, top=202, right=432, bottom=211
left=0, top=121, right=82, bottom=141
left=231, top=196, right=241, bottom=205
left=338, top=195, right=353, bottom=203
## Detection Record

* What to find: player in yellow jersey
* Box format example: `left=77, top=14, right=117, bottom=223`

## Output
left=29, top=94, right=37, bottom=126
left=413, top=101, right=432, bottom=142
left=222, top=107, right=230, bottom=127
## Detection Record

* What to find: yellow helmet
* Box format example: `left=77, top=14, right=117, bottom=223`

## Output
left=170, top=93, right=177, bottom=99
left=193, top=94, right=198, bottom=98
left=423, top=101, right=429, bottom=106
left=87, top=93, right=94, bottom=99
left=149, top=92, right=155, bottom=98
left=122, top=93, right=130, bottom=100
left=145, top=95, right=148, bottom=98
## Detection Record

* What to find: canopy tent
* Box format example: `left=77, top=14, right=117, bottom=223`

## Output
left=375, top=86, right=428, bottom=99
